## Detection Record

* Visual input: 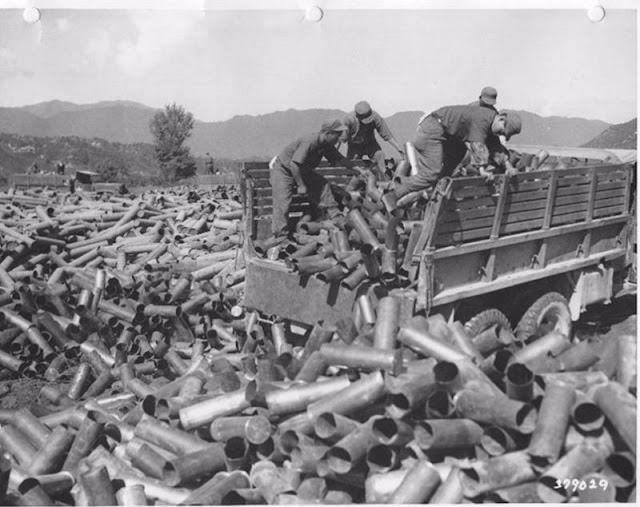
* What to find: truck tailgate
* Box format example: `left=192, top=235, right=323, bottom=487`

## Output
left=244, top=257, right=358, bottom=326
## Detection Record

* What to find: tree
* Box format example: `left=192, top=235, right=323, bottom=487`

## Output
left=149, top=103, right=197, bottom=182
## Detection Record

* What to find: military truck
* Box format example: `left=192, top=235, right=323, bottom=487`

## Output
left=241, top=146, right=635, bottom=339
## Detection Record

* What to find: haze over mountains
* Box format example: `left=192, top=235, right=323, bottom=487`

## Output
left=0, top=100, right=618, bottom=160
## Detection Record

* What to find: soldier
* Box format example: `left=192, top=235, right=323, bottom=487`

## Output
left=343, top=101, right=404, bottom=180
left=383, top=104, right=522, bottom=212
left=270, top=119, right=352, bottom=237
left=466, top=87, right=519, bottom=176
left=205, top=153, right=215, bottom=175
left=470, top=86, right=499, bottom=110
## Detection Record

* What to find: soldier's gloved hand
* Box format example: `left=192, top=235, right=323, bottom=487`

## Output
left=479, top=167, right=495, bottom=183
left=504, top=161, right=518, bottom=177
left=296, top=184, right=308, bottom=195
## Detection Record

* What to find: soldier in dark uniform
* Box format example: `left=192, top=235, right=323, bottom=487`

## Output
left=270, top=120, right=351, bottom=237
left=342, top=101, right=404, bottom=179
left=383, top=105, right=522, bottom=212
left=470, top=86, right=499, bottom=110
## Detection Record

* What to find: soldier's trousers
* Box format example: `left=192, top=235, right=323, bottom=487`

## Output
left=270, top=160, right=339, bottom=236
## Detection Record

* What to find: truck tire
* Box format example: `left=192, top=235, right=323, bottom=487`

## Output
left=515, top=291, right=571, bottom=342
left=465, top=309, right=512, bottom=338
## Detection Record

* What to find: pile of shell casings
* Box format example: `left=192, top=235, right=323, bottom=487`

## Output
left=252, top=170, right=425, bottom=289
left=0, top=177, right=636, bottom=505
left=0, top=185, right=255, bottom=504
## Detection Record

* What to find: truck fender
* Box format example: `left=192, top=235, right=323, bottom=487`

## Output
left=568, top=263, right=613, bottom=320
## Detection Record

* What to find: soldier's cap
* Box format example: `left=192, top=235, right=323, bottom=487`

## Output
left=502, top=111, right=522, bottom=141
left=480, top=86, right=498, bottom=105
left=321, top=119, right=348, bottom=133
left=354, top=101, right=375, bottom=123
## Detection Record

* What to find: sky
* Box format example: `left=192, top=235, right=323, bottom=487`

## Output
left=0, top=4, right=637, bottom=124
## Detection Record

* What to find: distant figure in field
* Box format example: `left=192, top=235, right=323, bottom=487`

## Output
left=56, top=162, right=66, bottom=175
left=205, top=153, right=215, bottom=175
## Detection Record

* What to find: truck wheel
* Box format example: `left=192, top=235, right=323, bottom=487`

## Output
left=516, top=291, right=571, bottom=342
left=465, top=309, right=512, bottom=337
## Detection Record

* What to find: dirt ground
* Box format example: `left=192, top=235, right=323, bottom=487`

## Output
left=574, top=292, right=637, bottom=338
left=0, top=377, right=51, bottom=413
left=0, top=293, right=635, bottom=413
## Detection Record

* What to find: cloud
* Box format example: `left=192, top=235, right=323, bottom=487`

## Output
left=55, top=17, right=71, bottom=33
left=0, top=48, right=14, bottom=62
left=114, top=11, right=204, bottom=77
left=0, top=47, right=34, bottom=78
left=84, top=31, right=112, bottom=68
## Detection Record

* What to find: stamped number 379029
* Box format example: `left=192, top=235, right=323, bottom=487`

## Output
left=554, top=478, right=609, bottom=492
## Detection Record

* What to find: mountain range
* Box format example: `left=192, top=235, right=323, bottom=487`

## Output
left=582, top=118, right=637, bottom=150
left=0, top=100, right=617, bottom=160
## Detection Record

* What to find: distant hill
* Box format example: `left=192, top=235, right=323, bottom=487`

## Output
left=21, top=99, right=154, bottom=119
left=0, top=101, right=159, bottom=144
left=20, top=99, right=152, bottom=119
left=507, top=111, right=609, bottom=148
left=582, top=118, right=637, bottom=150
left=0, top=132, right=158, bottom=186
left=0, top=132, right=242, bottom=187
left=190, top=108, right=348, bottom=159
left=0, top=100, right=612, bottom=159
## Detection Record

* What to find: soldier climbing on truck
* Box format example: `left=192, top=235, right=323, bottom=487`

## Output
left=342, top=101, right=405, bottom=181
left=269, top=119, right=365, bottom=238
left=381, top=104, right=522, bottom=214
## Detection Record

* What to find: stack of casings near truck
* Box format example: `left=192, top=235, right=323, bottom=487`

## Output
left=252, top=171, right=423, bottom=290
left=226, top=309, right=635, bottom=504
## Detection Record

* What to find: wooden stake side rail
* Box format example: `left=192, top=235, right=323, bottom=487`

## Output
left=431, top=164, right=631, bottom=246
left=417, top=164, right=633, bottom=307
left=243, top=161, right=361, bottom=240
